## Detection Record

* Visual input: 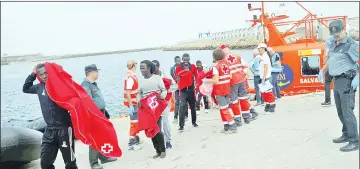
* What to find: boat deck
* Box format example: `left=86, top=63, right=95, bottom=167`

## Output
left=22, top=91, right=359, bottom=169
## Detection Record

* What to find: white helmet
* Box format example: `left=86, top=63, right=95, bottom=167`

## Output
left=257, top=43, right=267, bottom=49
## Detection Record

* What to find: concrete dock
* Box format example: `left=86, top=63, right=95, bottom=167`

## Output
left=23, top=91, right=359, bottom=169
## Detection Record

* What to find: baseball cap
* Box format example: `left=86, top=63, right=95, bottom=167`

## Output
left=257, top=43, right=267, bottom=49
left=85, top=64, right=100, bottom=73
left=329, top=20, right=345, bottom=36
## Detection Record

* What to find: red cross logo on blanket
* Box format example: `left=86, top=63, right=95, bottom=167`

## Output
left=149, top=95, right=159, bottom=110
left=221, top=64, right=230, bottom=74
left=226, top=55, right=236, bottom=64
left=101, top=143, right=113, bottom=154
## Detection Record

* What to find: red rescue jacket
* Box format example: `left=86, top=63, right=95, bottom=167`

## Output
left=38, top=62, right=122, bottom=157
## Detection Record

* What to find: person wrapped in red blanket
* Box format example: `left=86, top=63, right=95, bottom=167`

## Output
left=137, top=60, right=168, bottom=159
left=34, top=63, right=121, bottom=157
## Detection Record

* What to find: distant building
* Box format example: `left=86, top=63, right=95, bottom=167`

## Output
left=210, top=25, right=262, bottom=41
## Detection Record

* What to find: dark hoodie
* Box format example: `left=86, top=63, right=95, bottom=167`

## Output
left=23, top=73, right=71, bottom=128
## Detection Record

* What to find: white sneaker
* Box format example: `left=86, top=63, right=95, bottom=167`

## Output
left=128, top=144, right=142, bottom=150
left=204, top=109, right=209, bottom=113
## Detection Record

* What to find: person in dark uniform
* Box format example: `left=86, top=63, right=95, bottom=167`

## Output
left=23, top=63, right=78, bottom=169
left=326, top=20, right=359, bottom=152
left=81, top=64, right=117, bottom=169
left=321, top=36, right=335, bottom=106
left=170, top=56, right=188, bottom=123
left=174, top=53, right=198, bottom=131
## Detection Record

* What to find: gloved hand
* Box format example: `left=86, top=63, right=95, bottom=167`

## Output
left=351, top=74, right=359, bottom=90
left=128, top=106, right=135, bottom=116
left=318, top=70, right=324, bottom=84
left=259, top=78, right=267, bottom=84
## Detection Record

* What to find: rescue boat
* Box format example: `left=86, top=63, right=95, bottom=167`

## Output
left=246, top=2, right=346, bottom=96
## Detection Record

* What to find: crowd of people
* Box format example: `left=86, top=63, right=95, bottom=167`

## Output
left=22, top=20, right=358, bottom=169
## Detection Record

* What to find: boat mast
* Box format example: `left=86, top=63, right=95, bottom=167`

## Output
left=261, top=2, right=266, bottom=43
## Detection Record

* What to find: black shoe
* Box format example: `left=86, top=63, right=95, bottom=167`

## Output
left=269, top=104, right=275, bottom=113
left=234, top=117, right=242, bottom=127
left=91, top=163, right=103, bottom=169
left=264, top=104, right=270, bottom=112
left=160, top=152, right=166, bottom=158
left=166, top=142, right=172, bottom=149
left=178, top=126, right=184, bottom=132
left=101, top=157, right=117, bottom=164
left=153, top=153, right=161, bottom=159
left=321, top=100, right=331, bottom=106
left=340, top=142, right=359, bottom=152
left=250, top=109, right=259, bottom=120
left=244, top=117, right=251, bottom=124
left=192, top=122, right=198, bottom=127
left=333, top=135, right=349, bottom=143
left=135, top=135, right=140, bottom=145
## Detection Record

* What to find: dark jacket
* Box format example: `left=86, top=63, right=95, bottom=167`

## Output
left=22, top=73, right=72, bottom=128
left=170, top=64, right=177, bottom=81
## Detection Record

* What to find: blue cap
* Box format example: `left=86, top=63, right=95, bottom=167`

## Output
left=85, top=64, right=100, bottom=73
left=329, top=20, right=345, bottom=36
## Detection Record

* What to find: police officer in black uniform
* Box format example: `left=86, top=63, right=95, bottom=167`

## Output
left=23, top=63, right=78, bottom=169
left=326, top=20, right=359, bottom=152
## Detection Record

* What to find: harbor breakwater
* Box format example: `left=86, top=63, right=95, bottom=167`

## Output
left=2, top=23, right=359, bottom=65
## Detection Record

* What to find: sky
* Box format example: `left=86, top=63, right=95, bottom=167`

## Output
left=1, top=1, right=359, bottom=56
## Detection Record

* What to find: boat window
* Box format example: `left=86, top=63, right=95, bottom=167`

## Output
left=301, top=56, right=320, bottom=76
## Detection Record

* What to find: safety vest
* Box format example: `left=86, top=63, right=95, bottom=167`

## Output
left=123, top=74, right=139, bottom=107
left=212, top=60, right=231, bottom=96
left=224, top=54, right=246, bottom=85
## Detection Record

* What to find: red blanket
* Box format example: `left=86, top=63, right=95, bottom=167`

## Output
left=198, top=69, right=218, bottom=105
left=162, top=78, right=172, bottom=101
left=138, top=92, right=168, bottom=138
left=39, top=62, right=122, bottom=157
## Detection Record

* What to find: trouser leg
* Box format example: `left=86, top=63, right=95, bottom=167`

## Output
left=215, top=95, right=235, bottom=124
left=40, top=128, right=58, bottom=169
left=254, top=76, right=263, bottom=103
left=262, top=90, right=276, bottom=112
left=238, top=82, right=252, bottom=119
left=334, top=78, right=359, bottom=142
left=152, top=117, right=165, bottom=153
left=334, top=88, right=346, bottom=136
left=179, top=90, right=188, bottom=127
left=162, top=103, right=171, bottom=143
left=325, top=71, right=333, bottom=101
left=186, top=88, right=197, bottom=124
left=229, top=84, right=241, bottom=122
left=196, top=92, right=201, bottom=111
left=129, top=105, right=139, bottom=146
left=58, top=127, right=77, bottom=169
left=203, top=95, right=209, bottom=109
left=89, top=147, right=99, bottom=166
left=174, top=90, right=180, bottom=119
left=271, top=72, right=281, bottom=98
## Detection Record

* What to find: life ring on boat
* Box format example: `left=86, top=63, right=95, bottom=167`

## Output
left=0, top=127, right=42, bottom=169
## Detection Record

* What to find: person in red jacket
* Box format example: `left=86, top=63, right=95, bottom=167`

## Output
left=174, top=53, right=198, bottom=132
left=221, top=44, right=259, bottom=124
left=205, top=48, right=237, bottom=133
left=195, top=60, right=210, bottom=114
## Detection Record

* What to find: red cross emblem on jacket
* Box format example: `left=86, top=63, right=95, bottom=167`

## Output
left=226, top=55, right=236, bottom=64
left=222, top=64, right=230, bottom=74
